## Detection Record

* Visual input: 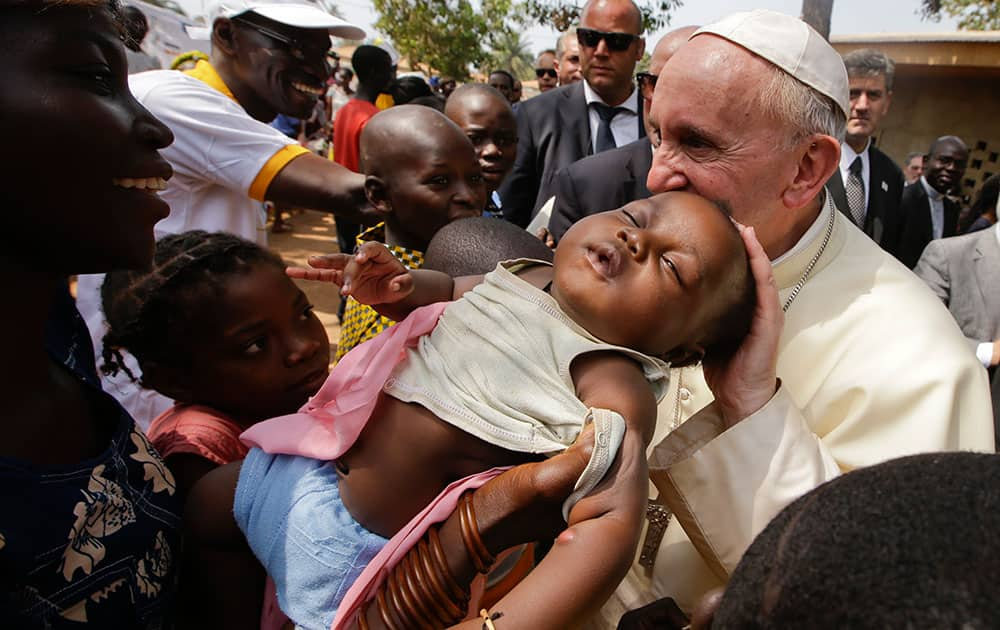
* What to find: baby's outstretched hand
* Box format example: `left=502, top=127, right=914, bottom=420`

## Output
left=287, top=252, right=353, bottom=286
left=339, top=241, right=414, bottom=304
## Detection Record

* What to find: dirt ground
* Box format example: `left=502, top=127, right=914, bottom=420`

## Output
left=268, top=208, right=344, bottom=348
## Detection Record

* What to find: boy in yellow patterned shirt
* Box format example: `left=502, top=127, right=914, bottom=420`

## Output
left=334, top=105, right=487, bottom=359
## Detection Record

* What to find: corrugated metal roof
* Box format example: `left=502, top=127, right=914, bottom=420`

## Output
left=832, top=31, right=1000, bottom=44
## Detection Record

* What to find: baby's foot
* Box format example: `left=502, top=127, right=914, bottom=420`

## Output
left=474, top=425, right=595, bottom=553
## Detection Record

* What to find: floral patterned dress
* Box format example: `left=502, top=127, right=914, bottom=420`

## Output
left=0, top=282, right=182, bottom=628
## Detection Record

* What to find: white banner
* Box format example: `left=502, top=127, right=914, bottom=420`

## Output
left=129, top=0, right=209, bottom=69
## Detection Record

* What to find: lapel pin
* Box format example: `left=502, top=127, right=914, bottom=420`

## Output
left=881, top=181, right=889, bottom=192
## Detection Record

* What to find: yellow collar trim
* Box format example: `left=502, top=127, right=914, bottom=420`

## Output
left=356, top=223, right=425, bottom=267
left=184, top=59, right=237, bottom=102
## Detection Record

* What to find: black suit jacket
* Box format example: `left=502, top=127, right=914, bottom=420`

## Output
left=889, top=180, right=961, bottom=269
left=498, top=82, right=645, bottom=227
left=546, top=137, right=653, bottom=242
left=827, top=145, right=905, bottom=249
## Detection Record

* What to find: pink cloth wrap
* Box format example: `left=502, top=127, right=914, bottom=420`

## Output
left=242, top=303, right=449, bottom=460
left=241, top=303, right=511, bottom=630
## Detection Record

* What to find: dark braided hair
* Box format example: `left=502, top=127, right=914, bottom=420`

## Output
left=101, top=231, right=285, bottom=383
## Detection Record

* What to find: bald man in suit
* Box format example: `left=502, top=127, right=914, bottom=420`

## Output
left=499, top=0, right=646, bottom=227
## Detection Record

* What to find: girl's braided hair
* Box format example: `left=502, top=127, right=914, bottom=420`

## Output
left=101, top=230, right=285, bottom=383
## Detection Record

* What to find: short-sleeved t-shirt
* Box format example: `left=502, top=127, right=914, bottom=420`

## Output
left=129, top=60, right=310, bottom=245
left=332, top=98, right=379, bottom=173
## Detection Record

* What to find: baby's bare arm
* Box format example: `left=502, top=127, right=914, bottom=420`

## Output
left=447, top=353, right=656, bottom=627
left=289, top=242, right=484, bottom=321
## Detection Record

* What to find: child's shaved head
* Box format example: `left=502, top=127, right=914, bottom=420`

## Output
left=443, top=83, right=510, bottom=119
left=359, top=104, right=486, bottom=251
left=424, top=216, right=553, bottom=277
left=360, top=105, right=469, bottom=177
left=442, top=84, right=518, bottom=193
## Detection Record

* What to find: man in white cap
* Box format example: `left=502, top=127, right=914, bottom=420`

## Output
left=76, top=0, right=370, bottom=428
left=591, top=10, right=994, bottom=626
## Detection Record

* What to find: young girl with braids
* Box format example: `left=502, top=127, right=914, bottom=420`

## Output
left=101, top=230, right=332, bottom=499
left=0, top=1, right=182, bottom=625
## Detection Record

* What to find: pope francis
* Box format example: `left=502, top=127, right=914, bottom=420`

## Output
left=593, top=9, right=996, bottom=626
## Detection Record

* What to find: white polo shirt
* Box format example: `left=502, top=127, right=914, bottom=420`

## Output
left=131, top=60, right=310, bottom=245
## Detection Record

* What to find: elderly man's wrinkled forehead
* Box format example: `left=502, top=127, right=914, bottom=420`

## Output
left=658, top=33, right=779, bottom=111
left=672, top=33, right=770, bottom=80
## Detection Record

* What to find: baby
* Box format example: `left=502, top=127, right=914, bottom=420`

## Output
left=238, top=191, right=755, bottom=629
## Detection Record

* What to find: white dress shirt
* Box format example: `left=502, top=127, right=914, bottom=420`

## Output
left=583, top=80, right=640, bottom=153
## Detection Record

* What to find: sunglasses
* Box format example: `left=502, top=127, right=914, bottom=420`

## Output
left=577, top=27, right=639, bottom=52
left=232, top=17, right=331, bottom=62
left=635, top=72, right=657, bottom=101
left=535, top=67, right=557, bottom=79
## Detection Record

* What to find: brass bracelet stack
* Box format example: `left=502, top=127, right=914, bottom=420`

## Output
left=356, top=492, right=499, bottom=629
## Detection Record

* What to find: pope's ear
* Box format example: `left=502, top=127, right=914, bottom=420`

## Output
left=662, top=344, right=704, bottom=368
left=783, top=134, right=840, bottom=210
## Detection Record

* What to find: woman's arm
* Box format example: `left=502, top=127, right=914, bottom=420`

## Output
left=179, top=461, right=266, bottom=630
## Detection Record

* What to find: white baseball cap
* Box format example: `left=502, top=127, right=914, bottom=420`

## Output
left=693, top=9, right=849, bottom=120
left=189, top=0, right=366, bottom=40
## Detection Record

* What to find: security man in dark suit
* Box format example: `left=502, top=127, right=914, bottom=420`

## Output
left=826, top=49, right=905, bottom=249
left=499, top=0, right=646, bottom=227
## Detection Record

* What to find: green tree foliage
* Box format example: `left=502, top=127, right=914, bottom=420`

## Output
left=486, top=30, right=535, bottom=80
left=372, top=0, right=518, bottom=80
left=520, top=0, right=683, bottom=32
left=372, top=0, right=688, bottom=81
left=921, top=0, right=1000, bottom=30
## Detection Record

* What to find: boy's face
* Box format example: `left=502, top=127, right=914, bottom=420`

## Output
left=448, top=93, right=518, bottom=192
left=0, top=6, right=174, bottom=274
left=552, top=192, right=741, bottom=358
left=488, top=73, right=513, bottom=101
left=382, top=127, right=486, bottom=250
left=173, top=263, right=331, bottom=423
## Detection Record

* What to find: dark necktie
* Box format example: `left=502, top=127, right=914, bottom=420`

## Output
left=846, top=156, right=866, bottom=227
left=592, top=102, right=627, bottom=153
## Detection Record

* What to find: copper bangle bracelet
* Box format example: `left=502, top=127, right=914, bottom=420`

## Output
left=459, top=492, right=496, bottom=574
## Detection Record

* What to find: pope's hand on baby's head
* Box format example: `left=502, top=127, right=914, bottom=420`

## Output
left=287, top=241, right=414, bottom=304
